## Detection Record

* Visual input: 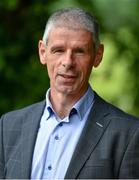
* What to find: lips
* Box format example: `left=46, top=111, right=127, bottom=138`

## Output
left=58, top=73, right=77, bottom=83
left=60, top=74, right=76, bottom=79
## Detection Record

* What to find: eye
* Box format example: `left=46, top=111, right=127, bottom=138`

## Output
left=74, top=48, right=85, bottom=55
left=51, top=47, right=65, bottom=54
left=55, top=49, right=64, bottom=53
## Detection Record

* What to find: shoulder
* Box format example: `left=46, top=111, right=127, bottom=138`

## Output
left=0, top=100, right=45, bottom=126
left=92, top=93, right=139, bottom=150
left=94, top=92, right=139, bottom=127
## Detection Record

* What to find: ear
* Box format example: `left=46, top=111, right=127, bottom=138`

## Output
left=38, top=40, right=47, bottom=65
left=93, top=44, right=104, bottom=68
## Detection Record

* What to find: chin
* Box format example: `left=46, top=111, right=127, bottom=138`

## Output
left=56, top=86, right=77, bottom=95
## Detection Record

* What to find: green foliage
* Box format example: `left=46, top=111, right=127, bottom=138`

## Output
left=89, top=0, right=139, bottom=116
left=0, top=0, right=139, bottom=117
left=0, top=1, right=51, bottom=114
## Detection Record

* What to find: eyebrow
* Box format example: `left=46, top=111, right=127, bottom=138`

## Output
left=50, top=45, right=64, bottom=51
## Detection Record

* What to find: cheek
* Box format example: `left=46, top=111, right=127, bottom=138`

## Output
left=47, top=63, right=59, bottom=81
left=80, top=66, right=93, bottom=82
left=80, top=62, right=93, bottom=76
left=47, top=63, right=54, bottom=78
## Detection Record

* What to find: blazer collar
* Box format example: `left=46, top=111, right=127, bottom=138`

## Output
left=65, top=92, right=111, bottom=179
left=21, top=100, right=46, bottom=178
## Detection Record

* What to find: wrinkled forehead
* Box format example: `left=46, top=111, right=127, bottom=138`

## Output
left=48, top=26, right=93, bottom=40
left=47, top=26, right=94, bottom=50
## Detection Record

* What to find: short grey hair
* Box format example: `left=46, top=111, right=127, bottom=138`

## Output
left=42, top=7, right=100, bottom=48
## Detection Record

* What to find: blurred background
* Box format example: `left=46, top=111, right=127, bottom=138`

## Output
left=0, top=0, right=139, bottom=116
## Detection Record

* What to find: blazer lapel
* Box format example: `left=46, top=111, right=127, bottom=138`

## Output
left=65, top=93, right=111, bottom=179
left=21, top=100, right=45, bottom=178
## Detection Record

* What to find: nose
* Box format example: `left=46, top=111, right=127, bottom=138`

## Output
left=62, top=50, right=74, bottom=69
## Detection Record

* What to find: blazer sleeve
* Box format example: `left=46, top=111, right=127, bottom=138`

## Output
left=0, top=115, right=5, bottom=178
left=119, top=124, right=139, bottom=178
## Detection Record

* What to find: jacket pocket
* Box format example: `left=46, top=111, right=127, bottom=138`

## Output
left=85, top=158, right=113, bottom=167
left=78, top=159, right=114, bottom=178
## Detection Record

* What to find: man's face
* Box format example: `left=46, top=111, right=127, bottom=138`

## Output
left=39, top=27, right=103, bottom=97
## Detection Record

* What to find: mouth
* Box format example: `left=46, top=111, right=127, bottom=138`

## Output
left=58, top=73, right=77, bottom=83
left=60, top=74, right=76, bottom=79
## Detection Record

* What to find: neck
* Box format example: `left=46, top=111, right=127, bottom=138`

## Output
left=49, top=88, right=88, bottom=119
left=49, top=92, right=75, bottom=119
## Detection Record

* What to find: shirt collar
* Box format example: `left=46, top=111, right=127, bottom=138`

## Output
left=72, top=85, right=94, bottom=120
left=44, top=85, right=94, bottom=121
left=45, top=88, right=55, bottom=120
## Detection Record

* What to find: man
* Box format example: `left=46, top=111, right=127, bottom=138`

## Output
left=0, top=7, right=139, bottom=179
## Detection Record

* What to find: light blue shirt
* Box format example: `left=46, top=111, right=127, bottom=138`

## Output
left=31, top=86, right=95, bottom=179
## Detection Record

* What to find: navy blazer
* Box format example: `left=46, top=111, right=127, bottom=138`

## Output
left=0, top=93, right=139, bottom=179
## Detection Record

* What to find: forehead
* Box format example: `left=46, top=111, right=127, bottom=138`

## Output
left=47, top=27, right=93, bottom=46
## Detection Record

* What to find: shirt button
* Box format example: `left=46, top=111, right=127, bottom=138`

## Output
left=59, top=123, right=63, bottom=127
left=48, top=165, right=52, bottom=170
left=55, top=135, right=59, bottom=140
